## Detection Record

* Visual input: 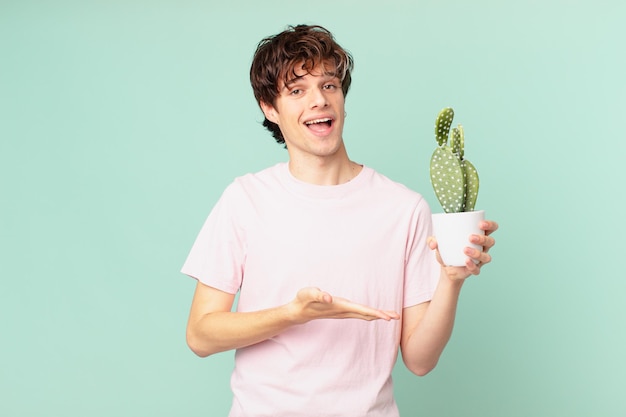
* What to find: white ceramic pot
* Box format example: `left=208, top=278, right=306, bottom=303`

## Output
left=431, top=210, right=485, bottom=267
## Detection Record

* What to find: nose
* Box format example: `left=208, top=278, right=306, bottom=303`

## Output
left=309, top=87, right=328, bottom=109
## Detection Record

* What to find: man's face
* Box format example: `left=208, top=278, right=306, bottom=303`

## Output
left=261, top=63, right=346, bottom=161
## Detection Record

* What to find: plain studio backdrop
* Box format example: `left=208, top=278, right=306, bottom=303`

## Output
left=1, top=0, right=624, bottom=416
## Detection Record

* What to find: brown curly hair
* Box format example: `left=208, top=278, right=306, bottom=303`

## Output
left=250, top=25, right=354, bottom=145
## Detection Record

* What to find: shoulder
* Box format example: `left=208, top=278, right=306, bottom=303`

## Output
left=212, top=164, right=290, bottom=219
left=364, top=166, right=426, bottom=207
left=232, top=163, right=286, bottom=189
left=222, top=163, right=286, bottom=198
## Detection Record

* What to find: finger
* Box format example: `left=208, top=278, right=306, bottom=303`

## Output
left=383, top=310, right=401, bottom=320
left=334, top=298, right=399, bottom=321
left=481, top=220, right=499, bottom=236
left=483, top=235, right=495, bottom=252
left=461, top=250, right=485, bottom=275
left=360, top=309, right=400, bottom=321
left=365, top=311, right=394, bottom=321
left=464, top=247, right=492, bottom=269
left=464, top=257, right=482, bottom=275
left=362, top=308, right=397, bottom=321
left=336, top=308, right=390, bottom=321
left=470, top=233, right=496, bottom=251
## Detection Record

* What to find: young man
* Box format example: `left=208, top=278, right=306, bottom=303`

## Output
left=182, top=25, right=498, bottom=417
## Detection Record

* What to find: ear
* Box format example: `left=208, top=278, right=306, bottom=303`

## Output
left=260, top=101, right=279, bottom=125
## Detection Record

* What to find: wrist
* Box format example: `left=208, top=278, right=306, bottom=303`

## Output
left=282, top=300, right=306, bottom=325
left=439, top=268, right=467, bottom=289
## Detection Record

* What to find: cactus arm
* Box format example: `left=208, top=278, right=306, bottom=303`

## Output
left=430, top=147, right=465, bottom=213
left=435, top=107, right=454, bottom=146
left=451, top=127, right=461, bottom=155
left=462, top=159, right=479, bottom=211
left=457, top=124, right=465, bottom=159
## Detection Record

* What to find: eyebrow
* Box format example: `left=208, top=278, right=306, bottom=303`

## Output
left=284, top=76, right=304, bottom=88
left=284, top=72, right=339, bottom=89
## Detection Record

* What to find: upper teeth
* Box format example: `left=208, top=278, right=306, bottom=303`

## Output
left=306, top=118, right=331, bottom=125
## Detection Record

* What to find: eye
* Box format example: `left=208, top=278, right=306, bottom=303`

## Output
left=323, top=83, right=338, bottom=91
left=289, top=88, right=302, bottom=96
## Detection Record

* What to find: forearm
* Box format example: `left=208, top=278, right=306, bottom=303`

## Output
left=186, top=283, right=399, bottom=357
left=401, top=269, right=464, bottom=375
left=187, top=305, right=296, bottom=357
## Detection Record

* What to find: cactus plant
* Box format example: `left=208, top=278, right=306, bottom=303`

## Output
left=430, top=107, right=479, bottom=213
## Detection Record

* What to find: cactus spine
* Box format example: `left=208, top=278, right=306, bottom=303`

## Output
left=430, top=107, right=479, bottom=213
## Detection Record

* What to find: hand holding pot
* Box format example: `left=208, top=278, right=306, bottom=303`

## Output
left=429, top=219, right=498, bottom=280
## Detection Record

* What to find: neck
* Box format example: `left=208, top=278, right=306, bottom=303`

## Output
left=288, top=151, right=362, bottom=186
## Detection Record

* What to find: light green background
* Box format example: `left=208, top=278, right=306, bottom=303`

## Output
left=2, top=0, right=624, bottom=416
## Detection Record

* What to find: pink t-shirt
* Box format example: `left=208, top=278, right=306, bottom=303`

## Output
left=182, top=163, right=439, bottom=417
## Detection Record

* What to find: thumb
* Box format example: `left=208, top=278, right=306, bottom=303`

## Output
left=427, top=236, right=445, bottom=266
left=314, top=288, right=333, bottom=304
left=298, top=287, right=333, bottom=304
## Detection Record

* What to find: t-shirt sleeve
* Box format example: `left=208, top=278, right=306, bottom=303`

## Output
left=180, top=183, right=246, bottom=294
left=403, top=197, right=440, bottom=307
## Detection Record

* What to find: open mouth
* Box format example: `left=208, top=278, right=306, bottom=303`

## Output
left=305, top=118, right=333, bottom=127
left=304, top=118, right=333, bottom=132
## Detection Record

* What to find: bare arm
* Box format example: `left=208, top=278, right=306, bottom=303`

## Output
left=186, top=282, right=400, bottom=357
left=400, top=275, right=464, bottom=376
left=400, top=220, right=498, bottom=376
